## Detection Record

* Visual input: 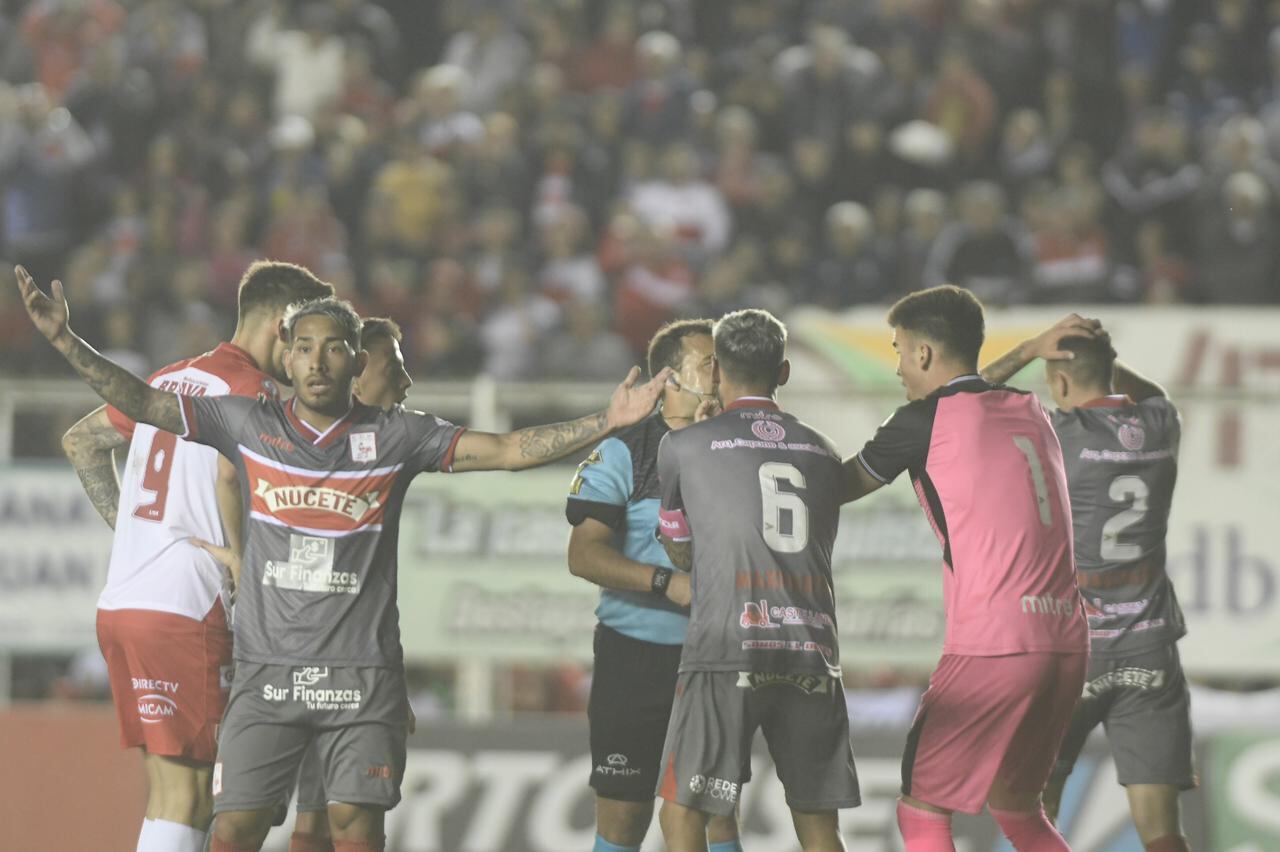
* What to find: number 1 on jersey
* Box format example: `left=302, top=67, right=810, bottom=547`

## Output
left=1012, top=436, right=1053, bottom=527
left=759, top=462, right=809, bottom=553
left=134, top=430, right=178, bottom=522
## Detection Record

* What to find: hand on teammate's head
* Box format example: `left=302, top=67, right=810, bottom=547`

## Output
left=1034, top=313, right=1103, bottom=362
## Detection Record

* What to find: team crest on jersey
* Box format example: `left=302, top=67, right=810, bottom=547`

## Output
left=1117, top=421, right=1145, bottom=450
left=349, top=431, right=378, bottom=462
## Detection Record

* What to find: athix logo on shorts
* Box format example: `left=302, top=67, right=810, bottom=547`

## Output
left=264, top=534, right=360, bottom=594
left=594, top=753, right=641, bottom=777
left=689, top=774, right=739, bottom=803
left=263, top=666, right=363, bottom=710
left=240, top=447, right=401, bottom=535
left=751, top=420, right=786, bottom=442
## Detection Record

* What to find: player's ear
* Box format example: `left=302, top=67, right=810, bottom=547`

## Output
left=711, top=356, right=721, bottom=388
left=777, top=358, right=791, bottom=388
left=918, top=341, right=934, bottom=372
left=277, top=318, right=288, bottom=342
left=354, top=348, right=369, bottom=378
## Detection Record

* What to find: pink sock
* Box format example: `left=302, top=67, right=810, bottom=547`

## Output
left=989, top=806, right=1069, bottom=852
left=896, top=800, right=956, bottom=852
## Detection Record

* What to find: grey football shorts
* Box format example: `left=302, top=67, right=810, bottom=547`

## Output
left=212, top=662, right=409, bottom=814
left=1051, top=643, right=1196, bottom=789
left=657, top=670, right=861, bottom=816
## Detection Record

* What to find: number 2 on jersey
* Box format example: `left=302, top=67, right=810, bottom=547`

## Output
left=759, top=462, right=809, bottom=553
left=1101, top=475, right=1149, bottom=560
left=1012, top=436, right=1053, bottom=527
left=134, top=430, right=177, bottom=522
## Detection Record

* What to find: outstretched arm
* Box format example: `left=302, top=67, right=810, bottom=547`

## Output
left=980, top=313, right=1103, bottom=385
left=1113, top=360, right=1167, bottom=402
left=16, top=267, right=184, bottom=435
left=450, top=366, right=673, bottom=471
left=61, top=406, right=127, bottom=528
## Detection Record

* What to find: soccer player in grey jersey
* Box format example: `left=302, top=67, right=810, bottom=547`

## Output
left=656, top=309, right=859, bottom=852
left=983, top=315, right=1195, bottom=852
left=15, top=268, right=672, bottom=852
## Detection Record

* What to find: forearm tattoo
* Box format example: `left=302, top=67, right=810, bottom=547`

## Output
left=515, top=412, right=610, bottom=465
left=72, top=459, right=120, bottom=528
left=63, top=335, right=183, bottom=434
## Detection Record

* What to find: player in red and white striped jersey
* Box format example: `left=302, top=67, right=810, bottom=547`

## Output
left=61, top=261, right=333, bottom=852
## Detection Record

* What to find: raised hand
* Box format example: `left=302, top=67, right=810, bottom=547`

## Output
left=15, top=265, right=70, bottom=347
left=1029, top=314, right=1103, bottom=362
left=606, top=366, right=674, bottom=431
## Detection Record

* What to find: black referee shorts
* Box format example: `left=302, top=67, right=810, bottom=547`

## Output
left=587, top=624, right=682, bottom=802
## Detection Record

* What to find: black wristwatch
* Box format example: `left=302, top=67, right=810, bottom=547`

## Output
left=651, top=567, right=674, bottom=597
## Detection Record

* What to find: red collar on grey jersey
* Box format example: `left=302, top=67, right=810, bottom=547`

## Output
left=286, top=396, right=358, bottom=447
left=725, top=397, right=780, bottom=412
left=1080, top=394, right=1134, bottom=409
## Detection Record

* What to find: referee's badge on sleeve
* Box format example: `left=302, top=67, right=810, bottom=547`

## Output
left=350, top=431, right=378, bottom=463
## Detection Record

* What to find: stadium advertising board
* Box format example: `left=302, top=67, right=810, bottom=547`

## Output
left=253, top=717, right=1208, bottom=852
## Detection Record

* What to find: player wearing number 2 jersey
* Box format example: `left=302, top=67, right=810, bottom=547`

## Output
left=983, top=319, right=1194, bottom=852
left=60, top=262, right=333, bottom=852
left=656, top=309, right=859, bottom=852
left=841, top=287, right=1088, bottom=852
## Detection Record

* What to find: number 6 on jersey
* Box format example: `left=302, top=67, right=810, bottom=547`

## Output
left=759, top=461, right=809, bottom=553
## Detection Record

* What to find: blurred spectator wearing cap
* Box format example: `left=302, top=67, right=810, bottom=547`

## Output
left=408, top=64, right=485, bottom=160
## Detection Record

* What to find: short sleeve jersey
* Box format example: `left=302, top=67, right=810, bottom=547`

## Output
left=565, top=414, right=688, bottom=645
left=855, top=376, right=1087, bottom=657
left=98, top=343, right=280, bottom=621
left=658, top=399, right=844, bottom=678
left=1051, top=395, right=1185, bottom=657
left=178, top=394, right=464, bottom=667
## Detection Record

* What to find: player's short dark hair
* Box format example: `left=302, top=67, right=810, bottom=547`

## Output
left=887, top=285, right=985, bottom=366
left=713, top=309, right=787, bottom=392
left=647, top=319, right=713, bottom=377
left=283, top=298, right=362, bottom=350
left=360, top=317, right=403, bottom=350
left=237, top=261, right=334, bottom=323
left=1047, top=333, right=1117, bottom=390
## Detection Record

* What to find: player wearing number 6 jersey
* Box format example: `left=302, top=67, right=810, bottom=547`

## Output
left=59, top=261, right=333, bottom=852
left=841, top=287, right=1088, bottom=852
left=656, top=309, right=860, bottom=852
left=983, top=320, right=1194, bottom=852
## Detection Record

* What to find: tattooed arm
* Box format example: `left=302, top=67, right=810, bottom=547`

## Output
left=16, top=266, right=184, bottom=435
left=449, top=366, right=672, bottom=472
left=981, top=313, right=1103, bottom=385
left=62, top=406, right=127, bottom=528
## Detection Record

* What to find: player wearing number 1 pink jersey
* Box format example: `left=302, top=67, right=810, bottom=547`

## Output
left=840, top=286, right=1089, bottom=852
left=60, top=262, right=333, bottom=852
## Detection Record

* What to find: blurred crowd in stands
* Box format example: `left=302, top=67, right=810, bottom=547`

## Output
left=2, top=0, right=1280, bottom=383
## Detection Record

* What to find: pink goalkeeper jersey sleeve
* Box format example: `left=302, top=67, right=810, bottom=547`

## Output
left=856, top=376, right=1087, bottom=656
